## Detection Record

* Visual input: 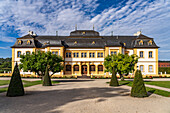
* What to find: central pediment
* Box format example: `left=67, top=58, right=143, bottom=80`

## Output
left=70, top=30, right=100, bottom=36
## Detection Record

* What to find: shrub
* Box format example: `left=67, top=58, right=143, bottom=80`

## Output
left=131, top=70, right=148, bottom=98
left=110, top=67, right=119, bottom=86
left=42, top=66, right=52, bottom=86
left=6, top=63, right=25, bottom=97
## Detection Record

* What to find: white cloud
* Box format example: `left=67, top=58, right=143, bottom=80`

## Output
left=0, top=0, right=170, bottom=60
left=0, top=46, right=10, bottom=49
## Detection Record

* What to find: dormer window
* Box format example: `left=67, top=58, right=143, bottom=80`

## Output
left=139, top=40, right=143, bottom=45
left=148, top=40, right=152, bottom=46
left=27, top=40, right=31, bottom=45
left=92, top=41, right=95, bottom=45
left=82, top=32, right=86, bottom=35
left=18, top=40, right=22, bottom=45
left=124, top=43, right=126, bottom=46
left=74, top=41, right=77, bottom=44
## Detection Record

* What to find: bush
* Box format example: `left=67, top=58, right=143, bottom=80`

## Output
left=42, top=66, right=52, bottom=86
left=131, top=70, right=148, bottom=98
left=6, top=63, right=25, bottom=97
left=110, top=67, right=119, bottom=86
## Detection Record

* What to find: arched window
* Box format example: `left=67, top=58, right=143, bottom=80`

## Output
left=17, top=51, right=21, bottom=58
left=18, top=40, right=22, bottom=45
left=139, top=40, right=143, bottom=45
left=74, top=65, right=79, bottom=71
left=66, top=65, right=71, bottom=71
left=90, top=65, right=95, bottom=71
left=26, top=51, right=30, bottom=54
left=27, top=40, right=31, bottom=45
left=98, top=65, right=103, bottom=71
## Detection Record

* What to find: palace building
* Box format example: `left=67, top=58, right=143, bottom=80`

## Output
left=11, top=30, right=159, bottom=77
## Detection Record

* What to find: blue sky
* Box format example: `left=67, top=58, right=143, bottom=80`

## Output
left=0, top=0, right=170, bottom=60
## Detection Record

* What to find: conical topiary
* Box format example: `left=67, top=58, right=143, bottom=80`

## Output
left=42, top=66, right=52, bottom=86
left=131, top=70, right=148, bottom=97
left=6, top=62, right=25, bottom=97
left=110, top=67, right=119, bottom=86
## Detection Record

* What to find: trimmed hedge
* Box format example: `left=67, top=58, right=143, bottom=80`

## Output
left=131, top=70, right=148, bottom=98
left=6, top=63, right=25, bottom=97
left=159, top=67, right=170, bottom=74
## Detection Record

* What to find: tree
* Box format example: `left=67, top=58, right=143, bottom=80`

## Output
left=104, top=53, right=138, bottom=81
left=116, top=54, right=138, bottom=80
left=19, top=51, right=64, bottom=77
left=131, top=70, right=148, bottom=98
left=43, top=66, right=52, bottom=86
left=6, top=62, right=25, bottom=97
left=104, top=54, right=119, bottom=86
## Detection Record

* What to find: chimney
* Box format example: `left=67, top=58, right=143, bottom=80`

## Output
left=56, top=31, right=58, bottom=36
left=111, top=31, right=113, bottom=36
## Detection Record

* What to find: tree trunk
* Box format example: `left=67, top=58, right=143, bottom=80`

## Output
left=120, top=74, right=124, bottom=81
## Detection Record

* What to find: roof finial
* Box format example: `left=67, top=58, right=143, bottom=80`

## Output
left=75, top=24, right=77, bottom=31
left=93, top=24, right=94, bottom=30
left=139, top=28, right=142, bottom=34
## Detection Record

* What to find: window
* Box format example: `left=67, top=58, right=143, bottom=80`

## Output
left=139, top=40, right=143, bottom=45
left=90, top=65, right=95, bottom=71
left=81, top=52, right=87, bottom=58
left=98, top=52, right=103, bottom=58
left=74, top=65, right=79, bottom=71
left=26, top=51, right=30, bottom=54
left=89, top=52, right=95, bottom=58
left=149, top=51, right=153, bottom=58
left=17, top=51, right=21, bottom=57
left=140, top=51, right=143, bottom=58
left=66, top=65, right=71, bottom=71
left=98, top=65, right=103, bottom=71
left=52, top=51, right=58, bottom=55
left=149, top=65, right=153, bottom=72
left=66, top=52, right=71, bottom=58
left=111, top=51, right=117, bottom=55
left=140, top=65, right=144, bottom=72
left=27, top=40, right=31, bottom=45
left=148, top=40, right=152, bottom=46
left=18, top=40, right=22, bottom=45
left=73, top=52, right=79, bottom=58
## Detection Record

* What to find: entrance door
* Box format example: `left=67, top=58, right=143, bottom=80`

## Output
left=82, top=65, right=87, bottom=75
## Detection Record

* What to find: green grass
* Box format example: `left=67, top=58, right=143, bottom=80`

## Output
left=0, top=80, right=60, bottom=93
left=107, top=80, right=170, bottom=97
left=144, top=81, right=170, bottom=89
left=0, top=80, right=10, bottom=86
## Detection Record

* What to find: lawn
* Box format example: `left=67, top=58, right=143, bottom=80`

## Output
left=0, top=80, right=60, bottom=93
left=0, top=80, right=10, bottom=86
left=108, top=80, right=170, bottom=97
left=144, top=81, right=170, bottom=89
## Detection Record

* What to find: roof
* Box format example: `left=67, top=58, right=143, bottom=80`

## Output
left=11, top=30, right=159, bottom=49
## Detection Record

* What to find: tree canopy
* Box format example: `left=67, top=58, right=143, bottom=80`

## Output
left=19, top=51, right=64, bottom=76
left=104, top=53, right=138, bottom=78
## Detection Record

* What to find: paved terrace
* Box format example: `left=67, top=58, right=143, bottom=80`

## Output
left=0, top=79, right=169, bottom=113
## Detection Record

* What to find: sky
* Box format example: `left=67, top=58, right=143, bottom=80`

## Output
left=0, top=0, right=170, bottom=60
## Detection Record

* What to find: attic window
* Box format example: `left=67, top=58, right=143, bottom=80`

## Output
left=148, top=40, right=152, bottom=46
left=27, top=40, right=31, bottom=45
left=124, top=43, right=126, bottom=46
left=74, top=41, right=77, bottom=44
left=139, top=40, right=143, bottom=45
left=92, top=41, right=95, bottom=45
left=18, top=40, right=22, bottom=45
left=82, top=32, right=86, bottom=35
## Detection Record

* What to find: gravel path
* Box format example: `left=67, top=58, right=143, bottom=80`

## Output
left=0, top=79, right=169, bottom=113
